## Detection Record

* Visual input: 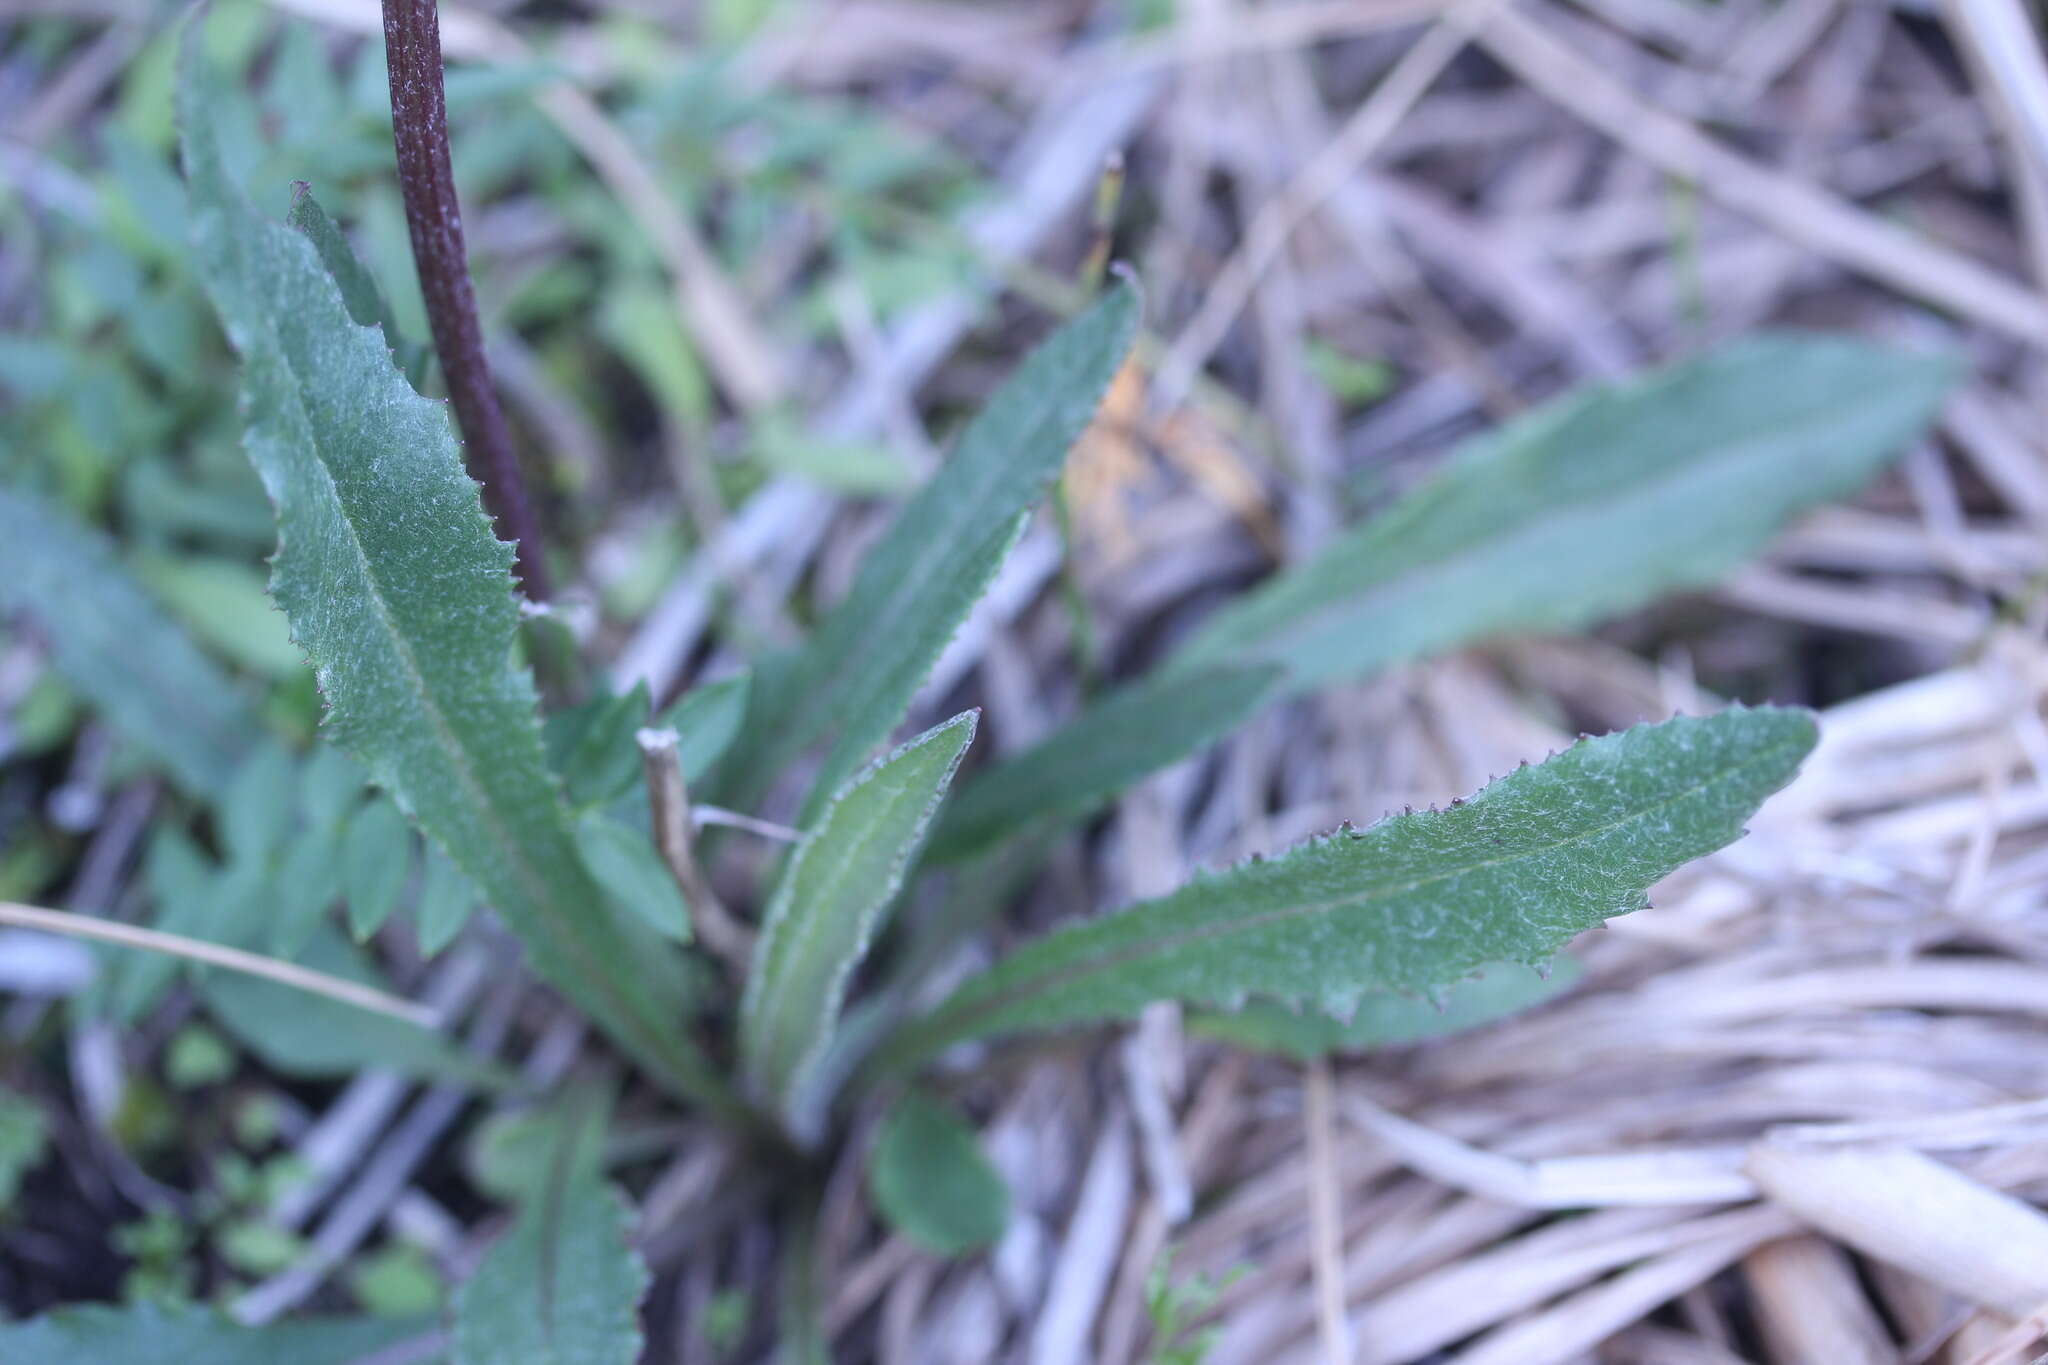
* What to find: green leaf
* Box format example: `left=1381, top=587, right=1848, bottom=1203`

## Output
left=341, top=798, right=413, bottom=940
left=573, top=812, right=691, bottom=942
left=0, top=488, right=255, bottom=797
left=542, top=684, right=649, bottom=810
left=881, top=707, right=1816, bottom=1073
left=349, top=1243, right=443, bottom=1318
left=0, top=1303, right=425, bottom=1365
left=284, top=188, right=391, bottom=332
left=299, top=743, right=365, bottom=830
left=165, top=1024, right=237, bottom=1088
left=178, top=47, right=725, bottom=1111
left=415, top=846, right=478, bottom=956
left=1176, top=337, right=1959, bottom=690
left=269, top=824, right=340, bottom=956
left=868, top=1090, right=1009, bottom=1256
left=218, top=742, right=297, bottom=862
left=452, top=1103, right=647, bottom=1365
left=93, top=826, right=213, bottom=1022
left=798, top=511, right=1023, bottom=825
left=201, top=923, right=507, bottom=1088
left=0, top=1088, right=49, bottom=1209
left=926, top=664, right=1282, bottom=864
left=218, top=1219, right=306, bottom=1276
left=1187, top=956, right=1583, bottom=1060
left=751, top=413, right=915, bottom=495
left=131, top=550, right=306, bottom=680
left=656, top=671, right=750, bottom=783
left=740, top=712, right=977, bottom=1142
left=716, top=283, right=1140, bottom=816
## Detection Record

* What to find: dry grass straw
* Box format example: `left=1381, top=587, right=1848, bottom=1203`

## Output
left=769, top=1, right=2048, bottom=1360
left=39, top=0, right=2042, bottom=1357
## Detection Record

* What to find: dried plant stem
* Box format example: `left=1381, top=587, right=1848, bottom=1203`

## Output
left=638, top=728, right=755, bottom=969
left=1304, top=1057, right=1356, bottom=1365
left=382, top=0, right=549, bottom=597
left=0, top=901, right=438, bottom=1026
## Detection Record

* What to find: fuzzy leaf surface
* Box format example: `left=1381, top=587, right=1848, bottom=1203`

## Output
left=716, top=283, right=1139, bottom=815
left=1176, top=337, right=1958, bottom=689
left=884, top=708, right=1815, bottom=1071
left=0, top=488, right=255, bottom=797
left=451, top=1104, right=647, bottom=1365
left=926, top=664, right=1282, bottom=864
left=177, top=49, right=717, bottom=1107
left=740, top=712, right=977, bottom=1139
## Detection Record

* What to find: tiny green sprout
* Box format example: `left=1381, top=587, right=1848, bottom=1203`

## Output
left=1143, top=1245, right=1250, bottom=1365
left=702, top=1288, right=753, bottom=1355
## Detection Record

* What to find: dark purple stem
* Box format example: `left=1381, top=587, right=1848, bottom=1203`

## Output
left=382, top=0, right=549, bottom=598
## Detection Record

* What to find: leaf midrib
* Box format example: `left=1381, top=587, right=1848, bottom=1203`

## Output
left=909, top=724, right=1804, bottom=1056
left=781, top=328, right=1116, bottom=751
left=252, top=241, right=667, bottom=1072
left=747, top=736, right=959, bottom=1097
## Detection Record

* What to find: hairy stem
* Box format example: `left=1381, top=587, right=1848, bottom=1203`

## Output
left=382, top=0, right=549, bottom=597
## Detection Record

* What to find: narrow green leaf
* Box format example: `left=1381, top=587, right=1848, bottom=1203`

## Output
left=0, top=1303, right=425, bottom=1365
left=91, top=826, right=212, bottom=1023
left=178, top=42, right=725, bottom=1110
left=926, top=664, right=1283, bottom=864
left=130, top=550, right=306, bottom=680
left=466, top=1090, right=608, bottom=1205
left=715, top=283, right=1141, bottom=814
left=217, top=741, right=299, bottom=864
left=0, top=1088, right=49, bottom=1210
left=574, top=812, right=691, bottom=942
left=1187, top=957, right=1582, bottom=1060
left=341, top=798, right=413, bottom=940
left=1176, top=337, right=1959, bottom=690
left=799, top=511, right=1023, bottom=824
left=452, top=1104, right=647, bottom=1365
left=285, top=188, right=389, bottom=331
left=299, top=743, right=365, bottom=830
left=202, top=924, right=507, bottom=1088
left=881, top=707, right=1816, bottom=1073
left=542, top=683, right=649, bottom=810
left=0, top=488, right=255, bottom=797
left=656, top=670, right=751, bottom=783
left=740, top=712, right=978, bottom=1141
left=269, top=824, right=340, bottom=956
left=415, top=846, right=478, bottom=956
left=287, top=188, right=430, bottom=386
left=868, top=1091, right=1009, bottom=1255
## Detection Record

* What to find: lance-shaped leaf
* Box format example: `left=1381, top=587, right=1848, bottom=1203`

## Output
left=451, top=1098, right=647, bottom=1365
left=879, top=707, right=1815, bottom=1074
left=1174, top=337, right=1958, bottom=690
left=0, top=488, right=256, bottom=797
left=740, top=712, right=978, bottom=1141
left=715, top=283, right=1140, bottom=817
left=925, top=663, right=1282, bottom=864
left=177, top=43, right=725, bottom=1112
